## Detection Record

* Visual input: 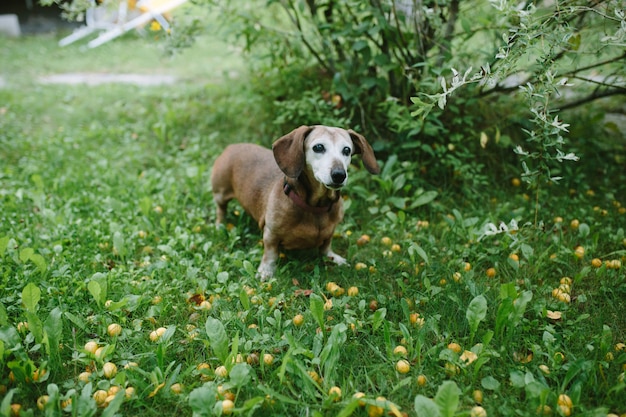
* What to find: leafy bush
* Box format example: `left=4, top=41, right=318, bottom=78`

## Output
left=188, top=0, right=625, bottom=191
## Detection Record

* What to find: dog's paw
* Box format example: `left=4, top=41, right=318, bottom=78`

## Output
left=257, top=263, right=276, bottom=280
left=327, top=252, right=348, bottom=266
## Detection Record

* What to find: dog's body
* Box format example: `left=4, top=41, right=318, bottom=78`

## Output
left=211, top=125, right=380, bottom=278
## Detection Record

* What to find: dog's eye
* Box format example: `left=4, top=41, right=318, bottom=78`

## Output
left=342, top=147, right=351, bottom=156
left=313, top=144, right=325, bottom=153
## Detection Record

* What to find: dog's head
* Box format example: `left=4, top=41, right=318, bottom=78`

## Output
left=273, top=125, right=380, bottom=189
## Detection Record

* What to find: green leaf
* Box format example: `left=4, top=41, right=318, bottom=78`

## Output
left=112, top=231, right=127, bottom=258
left=370, top=308, right=387, bottom=331
left=481, top=376, right=501, bottom=391
left=101, top=391, right=125, bottom=417
left=414, top=395, right=441, bottom=417
left=139, top=196, right=152, bottom=217
left=408, top=244, right=429, bottom=265
left=1, top=388, right=16, bottom=417
left=336, top=398, right=362, bottom=417
left=239, top=288, right=250, bottom=310
left=0, top=302, right=8, bottom=326
left=310, top=293, right=325, bottom=331
left=229, top=363, right=251, bottom=388
left=19, top=247, right=34, bottom=263
left=466, top=294, right=487, bottom=342
left=434, top=381, right=461, bottom=417
left=189, top=385, right=217, bottom=417
left=0, top=236, right=9, bottom=258
left=88, top=280, right=102, bottom=308
left=22, top=282, right=41, bottom=312
left=205, top=317, right=229, bottom=363
left=411, top=190, right=438, bottom=208
left=44, top=307, right=63, bottom=365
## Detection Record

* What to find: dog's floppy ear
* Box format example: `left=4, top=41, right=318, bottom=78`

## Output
left=273, top=125, right=314, bottom=178
left=348, top=130, right=380, bottom=174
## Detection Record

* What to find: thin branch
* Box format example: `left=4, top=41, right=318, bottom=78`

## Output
left=435, top=0, right=459, bottom=68
left=561, top=52, right=626, bottom=77
left=279, top=0, right=333, bottom=74
left=556, top=89, right=625, bottom=111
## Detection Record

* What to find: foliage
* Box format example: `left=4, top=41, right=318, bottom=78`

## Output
left=184, top=0, right=625, bottom=193
left=2, top=31, right=626, bottom=416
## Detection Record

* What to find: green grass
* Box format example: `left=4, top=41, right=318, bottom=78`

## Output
left=1, top=21, right=626, bottom=417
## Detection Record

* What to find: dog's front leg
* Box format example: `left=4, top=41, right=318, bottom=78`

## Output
left=258, top=226, right=279, bottom=279
left=321, top=238, right=348, bottom=266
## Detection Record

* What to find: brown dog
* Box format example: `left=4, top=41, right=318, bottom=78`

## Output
left=211, top=125, right=380, bottom=278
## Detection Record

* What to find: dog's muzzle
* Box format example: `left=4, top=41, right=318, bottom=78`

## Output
left=329, top=168, right=347, bottom=188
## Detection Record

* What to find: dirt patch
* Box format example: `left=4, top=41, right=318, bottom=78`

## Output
left=38, top=73, right=177, bottom=86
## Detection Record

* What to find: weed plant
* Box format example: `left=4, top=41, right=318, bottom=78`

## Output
left=1, top=27, right=626, bottom=417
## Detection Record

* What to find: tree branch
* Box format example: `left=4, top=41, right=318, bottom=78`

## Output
left=556, top=89, right=626, bottom=111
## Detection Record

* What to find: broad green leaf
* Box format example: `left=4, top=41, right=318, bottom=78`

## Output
left=44, top=307, right=63, bottom=365
left=19, top=247, right=34, bottom=263
left=64, top=312, right=87, bottom=332
left=73, top=382, right=98, bottom=417
left=229, top=363, right=251, bottom=388
left=88, top=280, right=102, bottom=307
left=1, top=388, right=16, bottom=416
left=45, top=383, right=61, bottom=416
left=370, top=308, right=387, bottom=331
left=466, top=294, right=487, bottom=342
left=434, top=381, right=461, bottom=417
left=189, top=385, right=217, bottom=417
left=509, top=370, right=525, bottom=388
left=414, top=395, right=441, bottom=417
left=310, top=293, right=325, bottom=331
left=112, top=231, right=127, bottom=258
left=481, top=376, right=501, bottom=391
left=411, top=190, right=438, bottom=208
left=408, top=244, right=429, bottom=265
left=30, top=253, right=47, bottom=273
left=217, top=271, right=229, bottom=284
left=139, top=196, right=152, bottom=217
left=320, top=323, right=347, bottom=381
left=22, top=282, right=41, bottom=312
left=205, top=317, right=229, bottom=363
left=239, top=288, right=250, bottom=310
left=0, top=236, right=9, bottom=258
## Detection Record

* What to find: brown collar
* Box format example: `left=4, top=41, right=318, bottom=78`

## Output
left=283, top=180, right=339, bottom=214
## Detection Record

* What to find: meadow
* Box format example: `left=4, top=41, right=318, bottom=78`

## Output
left=1, top=13, right=625, bottom=417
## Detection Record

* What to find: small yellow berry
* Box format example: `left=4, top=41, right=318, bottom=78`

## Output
left=472, top=390, right=483, bottom=403
left=486, top=267, right=497, bottom=278
left=103, top=362, right=117, bottom=379
left=215, top=366, right=228, bottom=378
left=263, top=353, right=274, bottom=366
left=293, top=314, right=304, bottom=327
left=328, top=386, right=342, bottom=401
left=471, top=406, right=487, bottom=417
left=417, top=374, right=427, bottom=386
left=221, top=399, right=234, bottom=415
left=37, top=395, right=49, bottom=411
left=393, top=345, right=408, bottom=357
left=107, top=323, right=122, bottom=337
left=84, top=341, right=99, bottom=354
left=447, top=342, right=462, bottom=353
left=396, top=359, right=411, bottom=374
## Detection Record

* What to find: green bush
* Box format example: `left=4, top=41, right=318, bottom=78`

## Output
left=188, top=0, right=625, bottom=191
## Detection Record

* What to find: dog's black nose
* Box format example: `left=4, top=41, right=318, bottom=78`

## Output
left=331, top=168, right=346, bottom=184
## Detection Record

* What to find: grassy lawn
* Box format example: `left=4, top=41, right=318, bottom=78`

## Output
left=1, top=15, right=625, bottom=417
